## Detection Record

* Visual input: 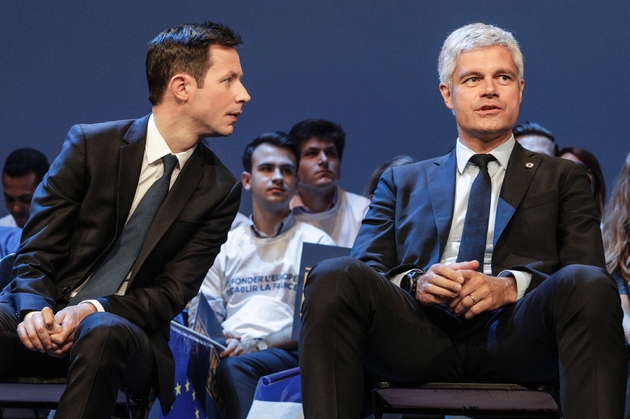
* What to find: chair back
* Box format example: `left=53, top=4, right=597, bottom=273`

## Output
left=0, top=252, right=15, bottom=289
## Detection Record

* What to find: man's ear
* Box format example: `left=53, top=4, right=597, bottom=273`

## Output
left=241, top=171, right=252, bottom=191
left=169, top=73, right=192, bottom=103
left=439, top=83, right=454, bottom=110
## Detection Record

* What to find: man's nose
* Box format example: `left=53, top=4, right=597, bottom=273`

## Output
left=272, top=168, right=283, bottom=181
left=482, top=79, right=498, bottom=97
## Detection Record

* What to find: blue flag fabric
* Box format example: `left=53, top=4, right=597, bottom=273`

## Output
left=161, top=321, right=227, bottom=419
left=246, top=367, right=304, bottom=419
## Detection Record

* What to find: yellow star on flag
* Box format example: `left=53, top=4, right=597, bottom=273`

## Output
left=174, top=382, right=182, bottom=396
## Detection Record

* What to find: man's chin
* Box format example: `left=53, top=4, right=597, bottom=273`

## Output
left=13, top=217, right=28, bottom=228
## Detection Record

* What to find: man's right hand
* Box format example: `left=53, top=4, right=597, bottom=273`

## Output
left=16, top=307, right=62, bottom=353
left=415, top=261, right=479, bottom=306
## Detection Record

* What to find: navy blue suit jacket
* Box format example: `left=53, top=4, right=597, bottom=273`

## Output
left=351, top=142, right=604, bottom=294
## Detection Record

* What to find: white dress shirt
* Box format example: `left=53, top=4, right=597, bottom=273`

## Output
left=440, top=136, right=531, bottom=299
left=392, top=136, right=531, bottom=300
left=83, top=114, right=196, bottom=310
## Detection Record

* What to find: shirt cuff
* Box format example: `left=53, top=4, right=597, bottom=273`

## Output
left=390, top=271, right=410, bottom=287
left=499, top=270, right=532, bottom=300
left=80, top=299, right=105, bottom=312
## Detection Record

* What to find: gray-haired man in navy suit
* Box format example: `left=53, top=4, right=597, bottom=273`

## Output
left=299, top=22, right=626, bottom=419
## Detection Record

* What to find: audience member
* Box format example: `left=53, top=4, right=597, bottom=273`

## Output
left=364, top=155, right=417, bottom=200
left=513, top=121, right=558, bottom=156
left=560, top=146, right=606, bottom=218
left=288, top=119, right=370, bottom=248
left=189, top=132, right=333, bottom=419
left=299, top=22, right=625, bottom=418
left=0, top=21, right=248, bottom=419
left=602, top=151, right=630, bottom=419
left=0, top=227, right=21, bottom=259
left=1, top=148, right=49, bottom=228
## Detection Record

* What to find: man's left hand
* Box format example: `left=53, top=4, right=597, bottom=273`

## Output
left=447, top=270, right=517, bottom=319
left=47, top=303, right=97, bottom=357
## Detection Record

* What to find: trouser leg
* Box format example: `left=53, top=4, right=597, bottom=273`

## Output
left=54, top=312, right=155, bottom=419
left=299, top=257, right=460, bottom=419
left=475, top=265, right=626, bottom=419
left=216, top=348, right=299, bottom=419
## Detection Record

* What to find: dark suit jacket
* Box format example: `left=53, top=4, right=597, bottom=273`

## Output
left=351, top=142, right=604, bottom=293
left=1, top=115, right=241, bottom=410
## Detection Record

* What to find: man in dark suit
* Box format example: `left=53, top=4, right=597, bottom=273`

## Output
left=299, top=23, right=626, bottom=418
left=0, top=22, right=249, bottom=418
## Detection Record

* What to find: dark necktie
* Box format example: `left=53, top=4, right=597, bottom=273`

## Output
left=456, top=154, right=496, bottom=271
left=70, top=154, right=178, bottom=303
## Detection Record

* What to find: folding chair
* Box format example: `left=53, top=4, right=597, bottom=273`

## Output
left=372, top=381, right=560, bottom=419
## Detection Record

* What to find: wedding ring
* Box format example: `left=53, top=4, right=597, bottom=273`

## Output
left=468, top=294, right=477, bottom=305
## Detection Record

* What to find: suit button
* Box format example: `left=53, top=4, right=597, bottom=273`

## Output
left=63, top=286, right=72, bottom=293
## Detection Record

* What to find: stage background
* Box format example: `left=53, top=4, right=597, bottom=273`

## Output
left=2, top=1, right=629, bottom=216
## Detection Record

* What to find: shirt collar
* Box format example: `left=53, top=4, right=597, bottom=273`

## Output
left=291, top=186, right=339, bottom=214
left=250, top=212, right=296, bottom=238
left=456, top=135, right=515, bottom=174
left=146, top=114, right=196, bottom=169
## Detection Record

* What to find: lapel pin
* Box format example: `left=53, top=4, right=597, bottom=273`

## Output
left=525, top=162, right=534, bottom=168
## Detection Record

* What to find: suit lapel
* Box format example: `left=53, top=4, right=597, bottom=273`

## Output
left=117, top=116, right=150, bottom=236
left=494, top=143, right=541, bottom=244
left=428, top=149, right=457, bottom=257
left=134, top=144, right=205, bottom=269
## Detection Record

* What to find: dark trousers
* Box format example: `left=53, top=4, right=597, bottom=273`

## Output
left=216, top=348, right=299, bottom=419
left=299, top=257, right=627, bottom=419
left=0, top=304, right=156, bottom=419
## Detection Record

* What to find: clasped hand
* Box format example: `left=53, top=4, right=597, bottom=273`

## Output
left=415, top=260, right=517, bottom=319
left=16, top=304, right=97, bottom=357
left=220, top=330, right=257, bottom=358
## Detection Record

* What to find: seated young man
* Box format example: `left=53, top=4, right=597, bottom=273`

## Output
left=288, top=119, right=370, bottom=248
left=189, top=131, right=334, bottom=419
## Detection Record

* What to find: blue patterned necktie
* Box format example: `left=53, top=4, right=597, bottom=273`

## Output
left=70, top=154, right=178, bottom=303
left=456, top=154, right=496, bottom=272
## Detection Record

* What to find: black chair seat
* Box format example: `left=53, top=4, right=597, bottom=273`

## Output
left=373, top=382, right=560, bottom=419
left=0, top=377, right=153, bottom=418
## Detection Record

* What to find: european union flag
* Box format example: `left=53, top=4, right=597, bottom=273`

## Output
left=161, top=321, right=227, bottom=419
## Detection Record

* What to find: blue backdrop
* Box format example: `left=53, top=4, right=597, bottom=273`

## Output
left=2, top=1, right=629, bottom=216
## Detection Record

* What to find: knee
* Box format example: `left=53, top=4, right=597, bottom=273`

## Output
left=72, top=312, right=127, bottom=358
left=303, top=256, right=367, bottom=308
left=555, top=264, right=617, bottom=297
left=553, top=264, right=621, bottom=314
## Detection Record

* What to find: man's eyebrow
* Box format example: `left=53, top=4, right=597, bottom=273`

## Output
left=457, top=70, right=481, bottom=80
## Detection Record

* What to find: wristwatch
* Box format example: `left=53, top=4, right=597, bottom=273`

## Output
left=254, top=337, right=268, bottom=351
left=400, top=269, right=423, bottom=295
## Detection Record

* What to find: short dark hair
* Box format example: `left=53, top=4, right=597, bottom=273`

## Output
left=242, top=131, right=299, bottom=173
left=146, top=21, right=243, bottom=106
left=513, top=121, right=555, bottom=142
left=513, top=121, right=558, bottom=156
left=364, top=155, right=417, bottom=197
left=287, top=119, right=346, bottom=161
left=3, top=148, right=50, bottom=184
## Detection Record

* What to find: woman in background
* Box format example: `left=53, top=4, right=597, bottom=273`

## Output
left=560, top=146, right=606, bottom=218
left=602, top=151, right=630, bottom=419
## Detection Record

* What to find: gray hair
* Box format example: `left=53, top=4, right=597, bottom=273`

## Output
left=438, top=23, right=524, bottom=91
